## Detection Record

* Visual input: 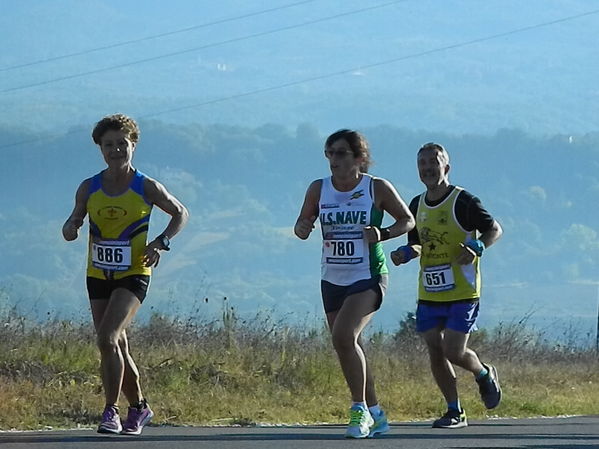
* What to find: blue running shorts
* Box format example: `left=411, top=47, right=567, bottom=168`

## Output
left=416, top=300, right=480, bottom=333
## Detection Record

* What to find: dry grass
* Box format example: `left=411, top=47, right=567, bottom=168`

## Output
left=0, top=305, right=598, bottom=430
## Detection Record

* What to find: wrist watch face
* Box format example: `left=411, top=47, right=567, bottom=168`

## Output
left=160, top=235, right=170, bottom=249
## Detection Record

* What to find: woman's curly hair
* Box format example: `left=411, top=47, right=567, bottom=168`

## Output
left=92, top=113, right=140, bottom=144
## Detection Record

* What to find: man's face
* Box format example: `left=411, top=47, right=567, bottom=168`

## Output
left=417, top=147, right=449, bottom=189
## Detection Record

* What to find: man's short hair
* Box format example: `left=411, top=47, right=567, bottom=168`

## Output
left=418, top=142, right=449, bottom=164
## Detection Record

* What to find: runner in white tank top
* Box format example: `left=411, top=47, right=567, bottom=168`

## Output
left=319, top=173, right=387, bottom=286
left=295, top=129, right=414, bottom=438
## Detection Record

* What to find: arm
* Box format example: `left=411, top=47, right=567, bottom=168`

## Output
left=479, top=219, right=503, bottom=249
left=364, top=178, right=415, bottom=243
left=456, top=193, right=503, bottom=264
left=294, top=180, right=321, bottom=240
left=390, top=195, right=421, bottom=266
left=62, top=179, right=90, bottom=241
left=143, top=178, right=190, bottom=267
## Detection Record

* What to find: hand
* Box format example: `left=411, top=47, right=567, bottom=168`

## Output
left=363, top=225, right=381, bottom=243
left=455, top=243, right=476, bottom=265
left=62, top=220, right=80, bottom=241
left=390, top=246, right=412, bottom=266
left=295, top=216, right=316, bottom=239
left=143, top=239, right=164, bottom=267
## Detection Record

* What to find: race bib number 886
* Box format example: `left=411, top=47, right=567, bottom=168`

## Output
left=92, top=240, right=132, bottom=271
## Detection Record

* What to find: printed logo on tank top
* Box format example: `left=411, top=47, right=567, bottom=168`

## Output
left=320, top=189, right=369, bottom=265
left=419, top=226, right=450, bottom=260
left=97, top=206, right=128, bottom=220
left=320, top=210, right=367, bottom=226
left=347, top=189, right=364, bottom=202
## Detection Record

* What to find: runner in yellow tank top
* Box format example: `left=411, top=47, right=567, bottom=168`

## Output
left=62, top=114, right=189, bottom=435
left=86, top=168, right=152, bottom=280
left=390, top=142, right=503, bottom=429
left=415, top=185, right=481, bottom=302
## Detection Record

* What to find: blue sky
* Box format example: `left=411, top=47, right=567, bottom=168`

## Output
left=2, top=1, right=598, bottom=134
left=1, top=1, right=599, bottom=342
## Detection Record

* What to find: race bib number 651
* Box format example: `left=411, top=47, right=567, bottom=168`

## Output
left=422, top=264, right=455, bottom=292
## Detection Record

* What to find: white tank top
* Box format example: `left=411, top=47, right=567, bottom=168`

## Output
left=319, top=174, right=387, bottom=285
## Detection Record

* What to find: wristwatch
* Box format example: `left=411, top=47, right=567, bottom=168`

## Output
left=156, top=234, right=170, bottom=251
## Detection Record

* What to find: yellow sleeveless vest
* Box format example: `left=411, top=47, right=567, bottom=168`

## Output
left=86, top=170, right=152, bottom=280
left=417, top=187, right=481, bottom=302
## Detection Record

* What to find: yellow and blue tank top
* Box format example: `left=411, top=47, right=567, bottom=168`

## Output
left=319, top=174, right=387, bottom=286
left=416, top=186, right=481, bottom=302
left=86, top=170, right=152, bottom=280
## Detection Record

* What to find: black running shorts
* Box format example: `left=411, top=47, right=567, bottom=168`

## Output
left=86, top=275, right=151, bottom=303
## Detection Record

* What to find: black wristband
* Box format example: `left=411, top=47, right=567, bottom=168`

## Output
left=380, top=227, right=391, bottom=241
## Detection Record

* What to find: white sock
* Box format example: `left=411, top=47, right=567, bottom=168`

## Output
left=351, top=401, right=367, bottom=410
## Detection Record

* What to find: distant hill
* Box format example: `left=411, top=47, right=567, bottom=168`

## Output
left=1, top=121, right=598, bottom=343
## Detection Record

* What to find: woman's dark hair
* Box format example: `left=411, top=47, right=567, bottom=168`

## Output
left=324, top=129, right=372, bottom=172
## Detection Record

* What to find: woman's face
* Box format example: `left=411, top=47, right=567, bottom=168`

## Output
left=325, top=138, right=361, bottom=176
left=99, top=129, right=135, bottom=169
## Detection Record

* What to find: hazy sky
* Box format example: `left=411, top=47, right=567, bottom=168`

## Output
left=1, top=1, right=599, bottom=341
left=1, top=0, right=598, bottom=135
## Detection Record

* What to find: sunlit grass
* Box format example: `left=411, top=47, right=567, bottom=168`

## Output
left=0, top=304, right=597, bottom=430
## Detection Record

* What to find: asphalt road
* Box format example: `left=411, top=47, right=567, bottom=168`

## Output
left=1, top=416, right=597, bottom=448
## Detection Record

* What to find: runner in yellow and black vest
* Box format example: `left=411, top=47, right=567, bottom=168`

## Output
left=415, top=185, right=480, bottom=302
left=63, top=114, right=188, bottom=436
left=390, top=142, right=503, bottom=430
left=86, top=170, right=152, bottom=280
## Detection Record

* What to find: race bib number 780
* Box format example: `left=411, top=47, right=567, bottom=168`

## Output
left=324, top=231, right=364, bottom=264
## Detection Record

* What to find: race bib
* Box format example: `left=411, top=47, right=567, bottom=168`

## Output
left=422, top=264, right=455, bottom=292
left=323, top=231, right=364, bottom=264
left=92, top=240, right=132, bottom=271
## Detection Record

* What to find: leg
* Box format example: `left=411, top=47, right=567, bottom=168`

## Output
left=358, top=336, right=378, bottom=407
left=119, top=330, right=144, bottom=405
left=120, top=332, right=154, bottom=436
left=94, top=288, right=141, bottom=407
left=326, top=312, right=378, bottom=406
left=442, top=328, right=484, bottom=375
left=91, top=300, right=143, bottom=406
left=329, top=290, right=378, bottom=403
left=443, top=328, right=501, bottom=409
left=421, top=327, right=459, bottom=404
left=421, top=327, right=468, bottom=429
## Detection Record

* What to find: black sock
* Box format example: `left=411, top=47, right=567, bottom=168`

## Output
left=131, top=399, right=147, bottom=411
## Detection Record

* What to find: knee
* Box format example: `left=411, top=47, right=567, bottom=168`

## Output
left=331, top=331, right=356, bottom=354
left=422, top=336, right=443, bottom=358
left=443, top=345, right=465, bottom=364
left=117, top=335, right=129, bottom=352
left=96, top=331, right=120, bottom=353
